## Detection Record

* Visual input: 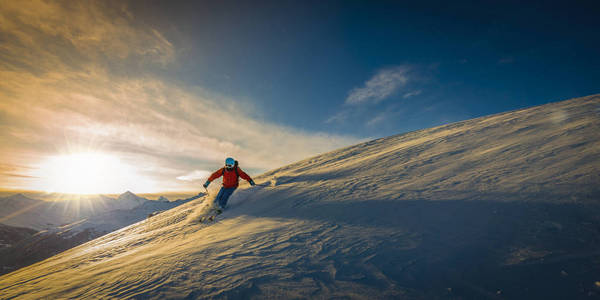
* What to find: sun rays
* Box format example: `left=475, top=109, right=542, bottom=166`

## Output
left=30, top=152, right=154, bottom=194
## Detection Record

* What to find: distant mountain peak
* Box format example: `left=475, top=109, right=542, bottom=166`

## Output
left=116, top=191, right=148, bottom=208
left=117, top=191, right=138, bottom=200
left=10, top=193, right=28, bottom=199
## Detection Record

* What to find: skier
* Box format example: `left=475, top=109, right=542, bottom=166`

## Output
left=203, top=157, right=255, bottom=211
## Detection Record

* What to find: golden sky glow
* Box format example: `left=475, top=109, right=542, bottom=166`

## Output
left=0, top=0, right=358, bottom=193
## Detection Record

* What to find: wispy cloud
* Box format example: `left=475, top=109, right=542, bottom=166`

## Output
left=365, top=113, right=387, bottom=127
left=176, top=170, right=211, bottom=182
left=345, top=66, right=410, bottom=105
left=403, top=90, right=422, bottom=99
left=0, top=1, right=360, bottom=192
left=325, top=110, right=350, bottom=124
left=0, top=1, right=174, bottom=73
left=328, top=65, right=424, bottom=128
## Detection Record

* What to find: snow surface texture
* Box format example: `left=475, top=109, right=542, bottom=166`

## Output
left=1, top=95, right=600, bottom=299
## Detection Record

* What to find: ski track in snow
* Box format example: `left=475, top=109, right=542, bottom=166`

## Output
left=1, top=95, right=600, bottom=299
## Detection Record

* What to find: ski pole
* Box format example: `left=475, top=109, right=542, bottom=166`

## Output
left=203, top=186, right=210, bottom=197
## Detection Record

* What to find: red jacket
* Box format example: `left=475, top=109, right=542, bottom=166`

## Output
left=207, top=166, right=252, bottom=188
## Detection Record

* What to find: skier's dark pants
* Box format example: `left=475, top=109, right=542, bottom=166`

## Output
left=215, top=187, right=236, bottom=208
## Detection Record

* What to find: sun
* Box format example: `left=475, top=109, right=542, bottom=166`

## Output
left=36, top=152, right=138, bottom=194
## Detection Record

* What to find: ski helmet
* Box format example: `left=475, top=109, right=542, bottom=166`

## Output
left=225, top=157, right=235, bottom=168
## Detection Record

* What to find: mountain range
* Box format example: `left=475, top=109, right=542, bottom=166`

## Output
left=0, top=191, right=149, bottom=230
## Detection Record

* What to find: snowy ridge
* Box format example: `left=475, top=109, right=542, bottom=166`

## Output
left=115, top=191, right=147, bottom=210
left=0, top=194, right=55, bottom=230
left=1, top=95, right=599, bottom=299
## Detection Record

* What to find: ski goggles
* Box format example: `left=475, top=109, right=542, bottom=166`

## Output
left=225, top=163, right=235, bottom=168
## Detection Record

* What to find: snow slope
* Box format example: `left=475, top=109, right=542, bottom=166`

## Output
left=1, top=95, right=599, bottom=299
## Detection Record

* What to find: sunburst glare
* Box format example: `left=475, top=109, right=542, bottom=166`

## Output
left=31, top=152, right=152, bottom=194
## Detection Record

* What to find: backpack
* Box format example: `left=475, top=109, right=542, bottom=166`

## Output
left=222, top=160, right=240, bottom=178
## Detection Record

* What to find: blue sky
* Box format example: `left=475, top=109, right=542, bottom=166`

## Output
left=146, top=0, right=600, bottom=136
left=1, top=0, right=598, bottom=193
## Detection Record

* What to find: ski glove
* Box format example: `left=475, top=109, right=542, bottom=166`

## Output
left=203, top=180, right=210, bottom=188
left=249, top=179, right=255, bottom=186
